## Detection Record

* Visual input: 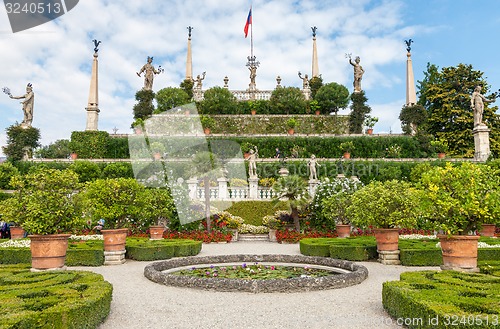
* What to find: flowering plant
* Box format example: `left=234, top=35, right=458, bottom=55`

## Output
left=262, top=215, right=281, bottom=229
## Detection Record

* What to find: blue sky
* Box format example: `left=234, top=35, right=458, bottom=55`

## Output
left=1, top=0, right=499, bottom=156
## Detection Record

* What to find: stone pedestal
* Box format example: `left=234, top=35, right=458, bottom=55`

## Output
left=104, top=250, right=126, bottom=265
left=249, top=177, right=259, bottom=199
left=377, top=250, right=400, bottom=265
left=473, top=124, right=490, bottom=162
left=187, top=178, right=198, bottom=199
left=217, top=177, right=229, bottom=200
left=308, top=179, right=319, bottom=197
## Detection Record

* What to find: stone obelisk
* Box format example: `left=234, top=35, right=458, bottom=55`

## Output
left=311, top=26, right=319, bottom=78
left=185, top=26, right=193, bottom=81
left=85, top=40, right=100, bottom=131
left=405, top=40, right=417, bottom=106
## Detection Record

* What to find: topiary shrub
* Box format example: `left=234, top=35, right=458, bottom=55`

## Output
left=69, top=131, right=109, bottom=159
left=125, top=238, right=202, bottom=261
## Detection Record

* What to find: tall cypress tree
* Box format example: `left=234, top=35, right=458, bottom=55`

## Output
left=348, top=91, right=371, bottom=134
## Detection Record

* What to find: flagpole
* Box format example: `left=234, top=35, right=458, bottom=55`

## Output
left=250, top=4, right=253, bottom=59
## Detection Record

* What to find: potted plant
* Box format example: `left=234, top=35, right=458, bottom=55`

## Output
left=263, top=215, right=281, bottom=242
left=224, top=213, right=244, bottom=242
left=249, top=100, right=257, bottom=115
left=309, top=100, right=321, bottom=115
left=131, top=118, right=145, bottom=134
left=286, top=118, right=299, bottom=135
left=0, top=168, right=83, bottom=270
left=364, top=116, right=378, bottom=135
left=430, top=138, right=448, bottom=159
left=339, top=141, right=355, bottom=159
left=149, top=142, right=165, bottom=160
left=200, top=115, right=216, bottom=135
left=347, top=180, right=421, bottom=253
left=141, top=188, right=174, bottom=240
left=418, top=162, right=500, bottom=271
left=80, top=178, right=148, bottom=264
left=241, top=142, right=257, bottom=159
left=320, top=192, right=354, bottom=238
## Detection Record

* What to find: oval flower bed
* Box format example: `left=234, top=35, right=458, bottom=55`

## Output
left=144, top=254, right=368, bottom=293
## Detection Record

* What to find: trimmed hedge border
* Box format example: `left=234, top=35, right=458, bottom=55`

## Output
left=125, top=238, right=202, bottom=261
left=300, top=237, right=500, bottom=265
left=144, top=254, right=368, bottom=293
left=0, top=238, right=202, bottom=265
left=0, top=264, right=112, bottom=328
left=382, top=270, right=500, bottom=328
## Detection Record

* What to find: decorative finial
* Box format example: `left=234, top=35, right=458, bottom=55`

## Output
left=404, top=39, right=413, bottom=52
left=311, top=26, right=317, bottom=38
left=187, top=26, right=193, bottom=38
left=92, top=39, right=101, bottom=53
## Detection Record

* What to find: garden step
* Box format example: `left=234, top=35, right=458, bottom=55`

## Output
left=238, top=234, right=269, bottom=242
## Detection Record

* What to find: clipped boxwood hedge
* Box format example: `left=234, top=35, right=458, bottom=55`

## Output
left=300, top=237, right=377, bottom=259
left=125, top=238, right=202, bottom=261
left=0, top=264, right=112, bottom=328
left=382, top=270, right=500, bottom=328
left=211, top=201, right=289, bottom=226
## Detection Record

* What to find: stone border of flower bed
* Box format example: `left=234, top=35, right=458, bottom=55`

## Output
left=144, top=254, right=368, bottom=293
left=382, top=268, right=500, bottom=328
left=0, top=264, right=112, bottom=328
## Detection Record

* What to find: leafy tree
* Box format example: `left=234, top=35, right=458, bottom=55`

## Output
left=272, top=175, right=309, bottom=231
left=199, top=87, right=238, bottom=114
left=68, top=161, right=102, bottom=183
left=270, top=87, right=306, bottom=114
left=348, top=91, right=371, bottom=134
left=399, top=104, right=427, bottom=135
left=2, top=168, right=82, bottom=234
left=189, top=151, right=221, bottom=232
left=309, top=76, right=324, bottom=99
left=132, top=89, right=155, bottom=120
left=2, top=125, right=41, bottom=162
left=180, top=78, right=194, bottom=100
left=314, top=82, right=349, bottom=115
left=417, top=63, right=500, bottom=156
left=35, top=139, right=71, bottom=159
left=0, top=162, right=20, bottom=189
left=101, top=162, right=134, bottom=179
left=155, top=87, right=190, bottom=113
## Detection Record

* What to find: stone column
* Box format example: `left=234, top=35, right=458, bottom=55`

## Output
left=248, top=177, right=259, bottom=199
left=217, top=177, right=229, bottom=200
left=85, top=52, right=100, bottom=131
left=312, top=36, right=319, bottom=78
left=187, top=178, right=198, bottom=199
left=406, top=52, right=417, bottom=106
left=473, top=124, right=491, bottom=162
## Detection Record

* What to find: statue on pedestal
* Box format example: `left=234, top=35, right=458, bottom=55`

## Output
left=247, top=147, right=258, bottom=178
left=308, top=155, right=321, bottom=180
left=137, top=56, right=163, bottom=91
left=194, top=72, right=206, bottom=90
left=348, top=55, right=364, bottom=93
left=8, top=83, right=34, bottom=128
left=298, top=72, right=310, bottom=90
left=471, top=85, right=494, bottom=127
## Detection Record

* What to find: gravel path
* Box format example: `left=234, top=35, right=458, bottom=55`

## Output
left=72, top=242, right=439, bottom=329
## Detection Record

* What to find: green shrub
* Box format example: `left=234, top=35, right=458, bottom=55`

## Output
left=0, top=162, right=19, bottom=189
left=383, top=270, right=500, bottom=328
left=68, top=161, right=102, bottom=183
left=211, top=201, right=288, bottom=226
left=0, top=264, right=112, bottom=328
left=299, top=237, right=377, bottom=258
left=69, top=131, right=109, bottom=159
left=329, top=244, right=377, bottom=261
left=125, top=238, right=201, bottom=261
left=101, top=162, right=134, bottom=179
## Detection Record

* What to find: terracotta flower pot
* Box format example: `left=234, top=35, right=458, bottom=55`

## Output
left=287, top=128, right=295, bottom=135
left=437, top=152, right=446, bottom=159
left=149, top=226, right=165, bottom=240
left=9, top=226, right=25, bottom=239
left=480, top=224, right=496, bottom=237
left=102, top=228, right=128, bottom=252
left=251, top=110, right=256, bottom=115
left=70, top=153, right=78, bottom=160
left=29, top=234, right=71, bottom=270
left=204, top=128, right=211, bottom=135
left=366, top=128, right=373, bottom=135
left=438, top=235, right=480, bottom=272
left=343, top=152, right=351, bottom=159
left=336, top=224, right=351, bottom=238
left=315, top=110, right=321, bottom=116
left=373, top=228, right=399, bottom=252
left=153, top=152, right=162, bottom=160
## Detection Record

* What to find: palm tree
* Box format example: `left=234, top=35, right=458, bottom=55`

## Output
left=189, top=151, right=220, bottom=232
left=272, top=175, right=310, bottom=231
